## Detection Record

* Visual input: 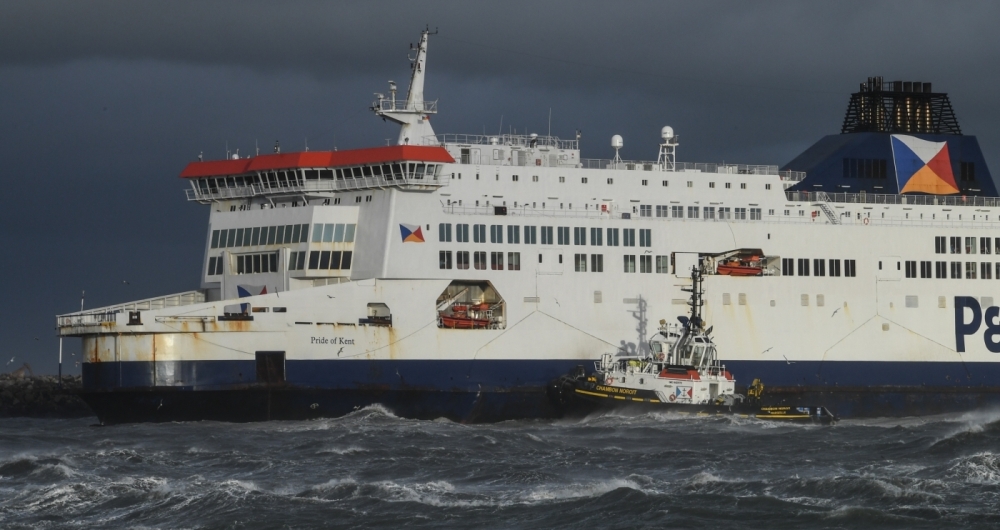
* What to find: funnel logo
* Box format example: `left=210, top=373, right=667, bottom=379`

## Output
left=891, top=135, right=959, bottom=195
left=399, top=224, right=425, bottom=243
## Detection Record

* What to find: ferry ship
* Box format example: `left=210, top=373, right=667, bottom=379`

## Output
left=57, top=29, right=1000, bottom=423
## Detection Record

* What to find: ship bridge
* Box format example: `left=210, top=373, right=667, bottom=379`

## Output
left=181, top=145, right=454, bottom=204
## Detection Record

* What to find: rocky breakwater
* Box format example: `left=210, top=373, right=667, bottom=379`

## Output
left=0, top=374, right=93, bottom=418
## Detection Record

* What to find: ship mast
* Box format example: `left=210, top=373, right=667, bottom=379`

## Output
left=371, top=27, right=439, bottom=146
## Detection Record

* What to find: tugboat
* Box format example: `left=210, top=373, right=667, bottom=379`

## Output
left=550, top=267, right=837, bottom=424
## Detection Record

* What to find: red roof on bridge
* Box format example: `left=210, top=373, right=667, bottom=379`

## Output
left=179, top=145, right=455, bottom=178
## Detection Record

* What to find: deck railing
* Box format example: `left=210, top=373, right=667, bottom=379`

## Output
left=186, top=173, right=448, bottom=202
left=57, top=290, right=207, bottom=328
left=786, top=191, right=1000, bottom=207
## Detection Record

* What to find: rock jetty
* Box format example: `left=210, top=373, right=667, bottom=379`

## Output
left=0, top=374, right=93, bottom=418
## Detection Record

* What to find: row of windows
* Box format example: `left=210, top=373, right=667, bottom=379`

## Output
left=906, top=260, right=1000, bottom=280
left=197, top=162, right=440, bottom=193
left=235, top=252, right=279, bottom=275
left=842, top=158, right=888, bottom=179
left=780, top=258, right=857, bottom=277
left=649, top=206, right=760, bottom=221
left=935, top=236, right=999, bottom=255
left=440, top=251, right=521, bottom=271
left=307, top=250, right=354, bottom=271
left=211, top=224, right=311, bottom=249
left=439, top=223, right=652, bottom=247
left=310, top=223, right=357, bottom=243
left=575, top=254, right=671, bottom=273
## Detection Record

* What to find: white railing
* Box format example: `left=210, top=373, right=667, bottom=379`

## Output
left=187, top=173, right=448, bottom=202
left=786, top=191, right=1000, bottom=208
left=57, top=290, right=207, bottom=328
left=435, top=133, right=579, bottom=150
left=371, top=99, right=438, bottom=113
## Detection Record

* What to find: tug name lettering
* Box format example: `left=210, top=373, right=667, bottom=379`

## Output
left=310, top=336, right=355, bottom=345
left=595, top=385, right=638, bottom=395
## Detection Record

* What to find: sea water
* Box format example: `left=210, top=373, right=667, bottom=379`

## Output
left=2, top=407, right=999, bottom=528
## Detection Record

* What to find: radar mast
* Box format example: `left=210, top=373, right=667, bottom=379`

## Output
left=371, top=27, right=440, bottom=145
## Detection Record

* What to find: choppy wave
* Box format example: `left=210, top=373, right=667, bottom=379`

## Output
left=3, top=411, right=1000, bottom=528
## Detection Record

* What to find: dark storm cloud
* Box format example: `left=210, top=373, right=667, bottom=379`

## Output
left=2, top=1, right=1000, bottom=372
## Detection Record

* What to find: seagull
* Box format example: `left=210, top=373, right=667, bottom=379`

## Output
left=336, top=347, right=344, bottom=357
left=831, top=308, right=840, bottom=317
left=327, top=295, right=335, bottom=299
left=783, top=355, right=796, bottom=365
left=5, top=356, right=14, bottom=366
left=760, top=347, right=772, bottom=355
left=122, top=280, right=130, bottom=285
left=34, top=337, right=39, bottom=341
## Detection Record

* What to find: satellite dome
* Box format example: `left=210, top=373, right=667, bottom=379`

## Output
left=661, top=126, right=674, bottom=139
left=611, top=134, right=624, bottom=149
left=529, top=133, right=538, bottom=139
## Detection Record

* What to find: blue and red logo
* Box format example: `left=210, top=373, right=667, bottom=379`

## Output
left=891, top=135, right=959, bottom=195
left=399, top=224, right=424, bottom=243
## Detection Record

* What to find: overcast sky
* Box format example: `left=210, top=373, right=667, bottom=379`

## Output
left=3, top=1, right=999, bottom=373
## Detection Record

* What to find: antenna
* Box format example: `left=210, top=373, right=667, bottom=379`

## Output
left=305, top=138, right=309, bottom=152
left=548, top=108, right=552, bottom=138
left=657, top=126, right=679, bottom=171
left=198, top=151, right=203, bottom=162
left=497, top=115, right=503, bottom=137
left=80, top=290, right=85, bottom=312
left=255, top=139, right=259, bottom=156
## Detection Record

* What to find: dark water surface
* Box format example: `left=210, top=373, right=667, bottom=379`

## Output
left=2, top=407, right=1000, bottom=529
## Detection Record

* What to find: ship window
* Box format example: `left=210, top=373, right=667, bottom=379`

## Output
left=950, top=236, right=962, bottom=254
left=606, top=228, right=619, bottom=247
left=439, top=251, right=452, bottom=270
left=275, top=226, right=285, bottom=244
left=341, top=251, right=352, bottom=269
left=623, top=229, right=635, bottom=247
left=333, top=224, right=345, bottom=242
left=320, top=169, right=333, bottom=180
left=966, top=237, right=977, bottom=254
left=782, top=258, right=794, bottom=276
left=235, top=228, right=245, bottom=247
left=920, top=261, right=932, bottom=278
left=590, top=228, right=602, bottom=246
left=656, top=256, right=670, bottom=273
left=750, top=208, right=762, bottom=220
left=734, top=208, right=747, bottom=220
left=829, top=259, right=841, bottom=277
left=211, top=230, right=221, bottom=249
left=740, top=183, right=747, bottom=189
left=473, top=224, right=486, bottom=244
left=312, top=224, right=323, bottom=243
left=250, top=227, right=260, bottom=246
left=264, top=226, right=274, bottom=245
left=574, top=227, right=586, bottom=245
left=935, top=236, right=946, bottom=254
left=997, top=263, right=1000, bottom=280
left=523, top=226, right=537, bottom=244
left=319, top=251, right=331, bottom=269
left=688, top=206, right=699, bottom=218
left=541, top=226, right=553, bottom=245
left=640, top=205, right=651, bottom=217
left=704, top=207, right=716, bottom=220
left=845, top=259, right=856, bottom=277
left=640, top=255, right=652, bottom=273
left=309, top=251, right=320, bottom=269
left=507, top=225, right=520, bottom=244
left=557, top=227, right=570, bottom=245
left=581, top=177, right=588, bottom=184
left=282, top=225, right=293, bottom=244
left=905, top=260, right=917, bottom=278
left=935, top=261, right=946, bottom=278
left=639, top=229, right=651, bottom=247
left=474, top=251, right=487, bottom=270
left=671, top=205, right=683, bottom=218
left=491, top=251, right=504, bottom=270
left=624, top=255, right=636, bottom=273
left=574, top=254, right=587, bottom=272
left=456, top=224, right=470, bottom=243
left=951, top=262, right=962, bottom=279
left=662, top=180, right=669, bottom=187
left=490, top=224, right=504, bottom=243
left=292, top=224, right=301, bottom=243
left=814, top=259, right=826, bottom=277
left=591, top=254, right=604, bottom=272
left=966, top=262, right=978, bottom=279
left=322, top=224, right=333, bottom=243
left=508, top=252, right=521, bottom=271
left=457, top=251, right=470, bottom=270
left=607, top=178, right=613, bottom=184
left=207, top=257, right=218, bottom=276
left=982, top=262, right=993, bottom=280
left=982, top=237, right=992, bottom=255
left=718, top=207, right=731, bottom=220
left=439, top=223, right=452, bottom=242
left=797, top=258, right=810, bottom=276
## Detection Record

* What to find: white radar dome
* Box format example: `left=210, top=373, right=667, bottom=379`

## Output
left=661, top=126, right=674, bottom=139
left=529, top=133, right=538, bottom=139
left=611, top=135, right=624, bottom=149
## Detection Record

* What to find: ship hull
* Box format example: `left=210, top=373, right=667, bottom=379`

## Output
left=79, top=358, right=1000, bottom=423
